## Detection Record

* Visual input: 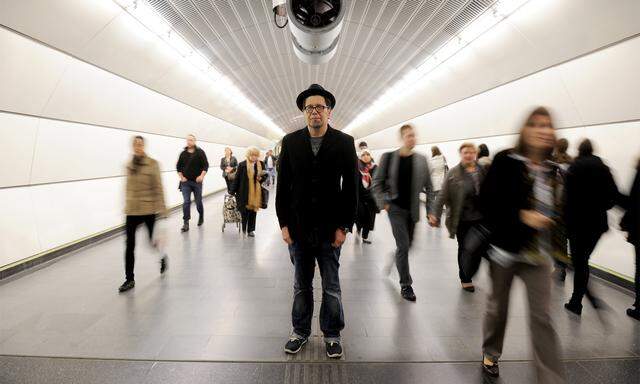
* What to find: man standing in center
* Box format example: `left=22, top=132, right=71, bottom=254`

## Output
left=277, top=84, right=358, bottom=359
left=373, top=124, right=433, bottom=301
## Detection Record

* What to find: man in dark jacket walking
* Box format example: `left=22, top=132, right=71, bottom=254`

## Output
left=372, top=124, right=433, bottom=301
left=177, top=134, right=209, bottom=232
left=621, top=159, right=640, bottom=320
left=277, top=84, right=358, bottom=359
left=564, top=139, right=621, bottom=315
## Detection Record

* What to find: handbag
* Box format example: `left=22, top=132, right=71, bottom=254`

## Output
left=461, top=223, right=491, bottom=278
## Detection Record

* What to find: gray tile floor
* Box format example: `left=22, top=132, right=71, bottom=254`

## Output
left=1, top=191, right=639, bottom=382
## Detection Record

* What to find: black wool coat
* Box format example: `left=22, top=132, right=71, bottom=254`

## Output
left=276, top=126, right=358, bottom=245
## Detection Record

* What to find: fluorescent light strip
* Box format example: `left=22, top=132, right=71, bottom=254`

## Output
left=344, top=0, right=530, bottom=134
left=112, top=0, right=286, bottom=138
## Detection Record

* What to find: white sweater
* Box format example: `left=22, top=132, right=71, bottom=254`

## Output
left=429, top=155, right=448, bottom=191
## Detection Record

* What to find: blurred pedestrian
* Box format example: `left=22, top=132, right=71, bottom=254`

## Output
left=220, top=147, right=238, bottom=193
left=479, top=107, right=565, bottom=383
left=356, top=150, right=379, bottom=244
left=564, top=139, right=620, bottom=315
left=231, top=147, right=267, bottom=237
left=621, top=157, right=640, bottom=321
left=430, top=142, right=487, bottom=292
left=119, top=136, right=168, bottom=293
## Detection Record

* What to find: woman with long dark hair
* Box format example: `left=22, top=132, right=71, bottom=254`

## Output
left=479, top=107, right=565, bottom=383
left=355, top=150, right=379, bottom=244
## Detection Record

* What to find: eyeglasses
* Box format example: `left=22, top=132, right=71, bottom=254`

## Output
left=303, top=105, right=330, bottom=114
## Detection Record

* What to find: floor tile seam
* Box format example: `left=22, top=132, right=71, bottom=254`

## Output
left=2, top=354, right=639, bottom=365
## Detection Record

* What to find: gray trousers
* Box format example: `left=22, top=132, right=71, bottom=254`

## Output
left=483, top=260, right=565, bottom=384
left=387, top=204, right=416, bottom=288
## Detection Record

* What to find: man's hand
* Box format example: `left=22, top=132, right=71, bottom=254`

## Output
left=196, top=175, right=204, bottom=183
left=332, top=228, right=347, bottom=248
left=519, top=209, right=554, bottom=230
left=281, top=226, right=293, bottom=245
left=428, top=214, right=440, bottom=227
left=384, top=204, right=390, bottom=212
left=180, top=176, right=187, bottom=183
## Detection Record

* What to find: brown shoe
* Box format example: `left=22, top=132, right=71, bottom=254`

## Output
left=462, top=282, right=475, bottom=292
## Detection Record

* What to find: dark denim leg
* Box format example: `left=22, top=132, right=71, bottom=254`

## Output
left=124, top=216, right=142, bottom=281
left=240, top=210, right=248, bottom=233
left=569, top=233, right=600, bottom=304
left=388, top=206, right=413, bottom=287
left=289, top=243, right=315, bottom=339
left=317, top=242, right=344, bottom=341
left=193, top=181, right=204, bottom=216
left=456, top=221, right=472, bottom=283
left=181, top=182, right=192, bottom=221
left=247, top=211, right=257, bottom=233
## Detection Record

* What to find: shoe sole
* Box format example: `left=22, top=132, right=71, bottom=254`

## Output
left=327, top=351, right=343, bottom=358
left=284, top=338, right=307, bottom=354
left=118, top=285, right=135, bottom=293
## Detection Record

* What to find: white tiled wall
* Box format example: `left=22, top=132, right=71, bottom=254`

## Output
left=0, top=26, right=273, bottom=268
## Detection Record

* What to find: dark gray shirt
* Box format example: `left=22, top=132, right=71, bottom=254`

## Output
left=310, top=136, right=323, bottom=156
left=461, top=168, right=482, bottom=222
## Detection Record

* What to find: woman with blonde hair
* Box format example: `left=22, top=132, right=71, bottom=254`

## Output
left=231, top=146, right=267, bottom=237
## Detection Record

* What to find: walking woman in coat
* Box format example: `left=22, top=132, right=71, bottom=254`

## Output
left=119, top=136, right=168, bottom=293
left=621, top=158, right=640, bottom=321
left=220, top=147, right=238, bottom=193
left=430, top=142, right=487, bottom=292
left=355, top=150, right=379, bottom=244
left=478, top=107, right=565, bottom=383
left=428, top=146, right=448, bottom=209
left=231, top=147, right=267, bottom=237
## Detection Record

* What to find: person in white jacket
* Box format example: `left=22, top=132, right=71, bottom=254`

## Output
left=429, top=146, right=448, bottom=214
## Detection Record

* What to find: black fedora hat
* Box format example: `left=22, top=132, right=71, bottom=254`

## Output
left=296, top=84, right=336, bottom=111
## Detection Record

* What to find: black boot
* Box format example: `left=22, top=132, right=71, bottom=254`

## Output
left=401, top=286, right=416, bottom=301
left=118, top=280, right=135, bottom=293
left=198, top=215, right=204, bottom=226
left=564, top=301, right=583, bottom=315
left=181, top=220, right=189, bottom=232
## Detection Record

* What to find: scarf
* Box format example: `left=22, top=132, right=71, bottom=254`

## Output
left=130, top=155, right=145, bottom=174
left=246, top=161, right=262, bottom=211
left=358, top=160, right=374, bottom=189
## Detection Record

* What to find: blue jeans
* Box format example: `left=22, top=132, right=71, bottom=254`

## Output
left=289, top=241, right=344, bottom=342
left=266, top=168, right=276, bottom=185
left=181, top=180, right=203, bottom=220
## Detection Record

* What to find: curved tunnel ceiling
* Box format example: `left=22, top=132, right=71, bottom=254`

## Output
left=146, top=0, right=497, bottom=133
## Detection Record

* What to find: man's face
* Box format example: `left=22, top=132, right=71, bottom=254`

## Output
left=303, top=95, right=331, bottom=130
left=133, top=138, right=144, bottom=156
left=186, top=135, right=196, bottom=148
left=401, top=128, right=416, bottom=150
left=460, top=147, right=477, bottom=166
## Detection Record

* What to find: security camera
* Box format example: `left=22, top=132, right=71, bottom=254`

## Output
left=272, top=0, right=346, bottom=65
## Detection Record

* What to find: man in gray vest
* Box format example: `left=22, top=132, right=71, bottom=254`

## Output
left=372, top=124, right=433, bottom=301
